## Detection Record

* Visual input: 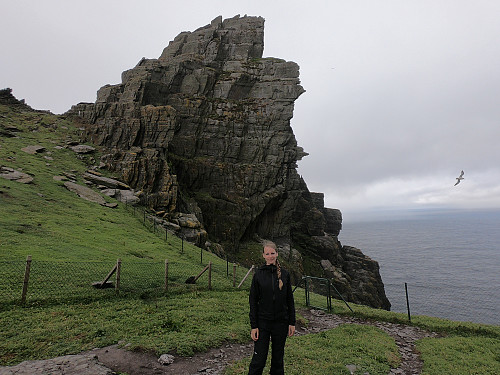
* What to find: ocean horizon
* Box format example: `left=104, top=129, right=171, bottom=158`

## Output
left=339, top=208, right=500, bottom=326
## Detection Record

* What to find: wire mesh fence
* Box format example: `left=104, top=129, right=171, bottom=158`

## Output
left=297, top=277, right=499, bottom=325
left=293, top=276, right=354, bottom=314
left=0, top=198, right=259, bottom=308
left=0, top=256, right=256, bottom=308
left=383, top=281, right=499, bottom=325
left=122, top=198, right=256, bottom=288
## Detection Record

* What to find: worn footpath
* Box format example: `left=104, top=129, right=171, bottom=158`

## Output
left=0, top=308, right=439, bottom=375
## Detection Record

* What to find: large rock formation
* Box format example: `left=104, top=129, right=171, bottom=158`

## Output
left=69, top=15, right=390, bottom=309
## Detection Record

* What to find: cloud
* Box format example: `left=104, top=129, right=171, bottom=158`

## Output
left=2, top=0, right=500, bottom=215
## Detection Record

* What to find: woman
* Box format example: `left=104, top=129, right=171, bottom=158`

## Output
left=248, top=241, right=296, bottom=375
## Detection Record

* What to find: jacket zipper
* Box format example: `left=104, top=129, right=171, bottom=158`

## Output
left=271, top=270, right=275, bottom=301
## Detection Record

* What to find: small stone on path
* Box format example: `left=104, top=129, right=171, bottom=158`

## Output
left=158, top=354, right=175, bottom=365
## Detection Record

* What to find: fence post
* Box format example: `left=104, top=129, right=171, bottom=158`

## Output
left=405, top=282, right=411, bottom=322
left=233, top=263, right=237, bottom=287
left=200, top=248, right=203, bottom=264
left=327, top=279, right=332, bottom=312
left=181, top=237, right=184, bottom=254
left=208, top=262, right=212, bottom=290
left=21, top=255, right=32, bottom=304
left=165, top=259, right=169, bottom=292
left=305, top=277, right=310, bottom=307
left=238, top=265, right=255, bottom=288
left=116, top=258, right=121, bottom=294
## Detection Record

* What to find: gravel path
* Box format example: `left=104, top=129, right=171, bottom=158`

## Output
left=0, top=308, right=439, bottom=375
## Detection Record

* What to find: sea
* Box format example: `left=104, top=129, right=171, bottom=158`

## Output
left=338, top=208, right=500, bottom=326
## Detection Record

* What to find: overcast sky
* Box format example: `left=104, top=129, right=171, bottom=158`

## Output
left=2, top=0, right=500, bottom=220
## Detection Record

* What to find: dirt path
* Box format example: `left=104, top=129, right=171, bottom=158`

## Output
left=0, top=308, right=439, bottom=375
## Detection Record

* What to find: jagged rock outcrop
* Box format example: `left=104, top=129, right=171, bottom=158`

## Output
left=68, top=15, right=390, bottom=309
left=0, top=88, right=37, bottom=112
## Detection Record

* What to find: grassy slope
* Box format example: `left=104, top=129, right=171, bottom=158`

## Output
left=1, top=104, right=499, bottom=374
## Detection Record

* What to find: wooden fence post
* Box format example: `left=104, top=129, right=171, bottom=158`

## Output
left=21, top=255, right=32, bottom=304
left=208, top=262, right=212, bottom=290
left=116, top=258, right=121, bottom=294
left=165, top=259, right=169, bottom=292
left=237, top=265, right=255, bottom=288
left=233, top=263, right=237, bottom=287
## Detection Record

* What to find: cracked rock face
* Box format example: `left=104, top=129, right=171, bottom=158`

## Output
left=69, top=15, right=390, bottom=309
left=71, top=15, right=306, bottom=244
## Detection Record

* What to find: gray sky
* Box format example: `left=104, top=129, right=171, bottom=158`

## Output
left=3, top=0, right=500, bottom=219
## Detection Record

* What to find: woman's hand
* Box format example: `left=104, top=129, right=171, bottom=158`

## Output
left=251, top=328, right=259, bottom=341
left=288, top=325, right=295, bottom=337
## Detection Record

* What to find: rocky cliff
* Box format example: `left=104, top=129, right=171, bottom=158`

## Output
left=69, top=15, right=390, bottom=310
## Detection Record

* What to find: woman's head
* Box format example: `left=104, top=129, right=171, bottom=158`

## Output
left=262, top=240, right=284, bottom=289
left=262, top=241, right=277, bottom=265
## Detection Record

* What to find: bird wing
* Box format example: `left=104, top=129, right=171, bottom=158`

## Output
left=459, top=170, right=464, bottom=178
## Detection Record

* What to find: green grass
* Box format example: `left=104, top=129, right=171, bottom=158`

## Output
left=0, top=290, right=251, bottom=364
left=225, top=324, right=400, bottom=375
left=417, top=336, right=500, bottom=375
left=1, top=104, right=499, bottom=374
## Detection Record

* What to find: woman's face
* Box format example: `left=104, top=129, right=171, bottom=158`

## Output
left=263, top=246, right=278, bottom=265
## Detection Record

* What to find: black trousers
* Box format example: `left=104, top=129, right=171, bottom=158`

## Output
left=248, top=319, right=289, bottom=375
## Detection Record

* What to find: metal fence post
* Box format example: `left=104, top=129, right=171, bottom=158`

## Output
left=327, top=279, right=332, bottom=312
left=405, top=282, right=411, bottom=322
left=116, top=258, right=121, bottom=294
left=305, top=277, right=310, bottom=307
left=208, top=262, right=212, bottom=290
left=165, top=259, right=169, bottom=292
left=21, top=255, right=32, bottom=304
left=233, top=263, right=237, bottom=287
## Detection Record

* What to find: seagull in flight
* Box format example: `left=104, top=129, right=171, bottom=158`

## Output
left=454, top=170, right=464, bottom=186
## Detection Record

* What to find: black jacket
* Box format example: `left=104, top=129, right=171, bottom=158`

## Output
left=249, top=264, right=296, bottom=329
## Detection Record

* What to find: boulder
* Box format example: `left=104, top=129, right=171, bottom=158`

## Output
left=83, top=172, right=130, bottom=189
left=21, top=145, right=45, bottom=154
left=70, top=144, right=96, bottom=154
left=0, top=167, right=33, bottom=184
left=101, top=188, right=140, bottom=205
left=64, top=181, right=107, bottom=206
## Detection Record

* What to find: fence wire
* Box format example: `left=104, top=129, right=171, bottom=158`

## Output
left=0, top=200, right=256, bottom=307
left=0, top=257, right=255, bottom=307
left=383, top=281, right=499, bottom=325
left=123, top=199, right=256, bottom=289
